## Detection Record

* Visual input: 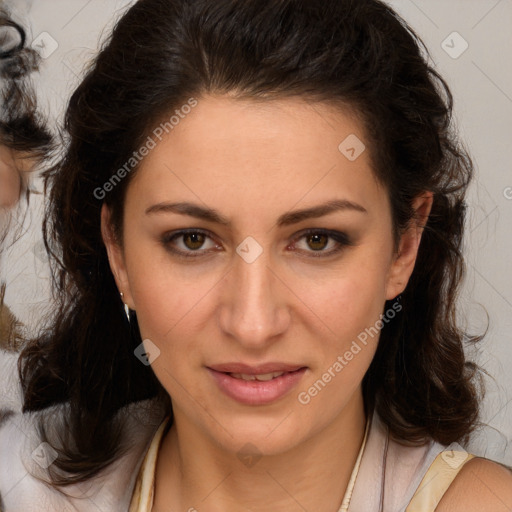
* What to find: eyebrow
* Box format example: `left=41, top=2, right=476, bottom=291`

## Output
left=145, top=199, right=368, bottom=227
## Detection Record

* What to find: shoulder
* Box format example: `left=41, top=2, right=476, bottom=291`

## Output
left=0, top=408, right=53, bottom=511
left=0, top=404, right=162, bottom=511
left=435, top=457, right=512, bottom=512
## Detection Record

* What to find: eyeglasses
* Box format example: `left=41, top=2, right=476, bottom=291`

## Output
left=0, top=17, right=25, bottom=60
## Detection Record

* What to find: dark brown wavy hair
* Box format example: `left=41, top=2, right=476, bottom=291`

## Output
left=18, top=0, right=487, bottom=486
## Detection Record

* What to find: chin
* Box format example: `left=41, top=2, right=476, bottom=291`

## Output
left=203, top=411, right=312, bottom=458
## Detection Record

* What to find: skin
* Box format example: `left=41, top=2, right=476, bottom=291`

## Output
left=0, top=144, right=36, bottom=209
left=0, top=144, right=22, bottom=209
left=102, top=94, right=435, bottom=511
left=437, top=458, right=512, bottom=511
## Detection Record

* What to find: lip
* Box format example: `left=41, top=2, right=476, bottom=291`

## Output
left=208, top=362, right=304, bottom=374
left=207, top=363, right=307, bottom=405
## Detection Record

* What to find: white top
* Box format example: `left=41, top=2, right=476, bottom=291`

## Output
left=0, top=402, right=477, bottom=512
left=128, top=415, right=371, bottom=511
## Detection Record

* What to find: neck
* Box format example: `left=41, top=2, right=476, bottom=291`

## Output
left=153, top=392, right=367, bottom=512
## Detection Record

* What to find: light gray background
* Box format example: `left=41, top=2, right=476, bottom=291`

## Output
left=1, top=0, right=511, bottom=463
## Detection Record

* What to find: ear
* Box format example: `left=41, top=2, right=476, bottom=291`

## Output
left=385, top=191, right=434, bottom=301
left=100, top=203, right=135, bottom=309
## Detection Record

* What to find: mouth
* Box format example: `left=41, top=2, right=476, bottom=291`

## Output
left=228, top=371, right=288, bottom=381
left=207, top=364, right=307, bottom=405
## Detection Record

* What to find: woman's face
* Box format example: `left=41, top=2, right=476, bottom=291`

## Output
left=103, top=95, right=431, bottom=455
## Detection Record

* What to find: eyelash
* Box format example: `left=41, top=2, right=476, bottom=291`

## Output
left=160, top=228, right=354, bottom=259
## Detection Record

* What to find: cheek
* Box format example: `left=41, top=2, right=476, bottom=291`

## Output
left=300, top=264, right=388, bottom=348
left=124, top=246, right=220, bottom=348
left=295, top=273, right=385, bottom=413
left=130, top=272, right=196, bottom=341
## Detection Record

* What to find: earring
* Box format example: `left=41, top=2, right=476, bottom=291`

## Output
left=120, top=292, right=131, bottom=322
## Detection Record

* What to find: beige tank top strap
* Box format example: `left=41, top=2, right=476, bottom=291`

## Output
left=405, top=449, right=475, bottom=511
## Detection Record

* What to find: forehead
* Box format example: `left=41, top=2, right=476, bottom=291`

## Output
left=128, top=95, right=388, bottom=221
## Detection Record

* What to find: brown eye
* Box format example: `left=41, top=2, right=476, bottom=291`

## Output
left=306, top=233, right=329, bottom=251
left=183, top=232, right=206, bottom=250
left=161, top=229, right=220, bottom=258
left=291, top=229, right=354, bottom=258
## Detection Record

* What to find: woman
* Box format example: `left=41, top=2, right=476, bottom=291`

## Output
left=1, top=0, right=511, bottom=510
left=0, top=6, right=52, bottom=211
left=0, top=5, right=53, bottom=352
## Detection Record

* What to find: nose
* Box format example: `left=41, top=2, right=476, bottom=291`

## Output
left=217, top=246, right=291, bottom=351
